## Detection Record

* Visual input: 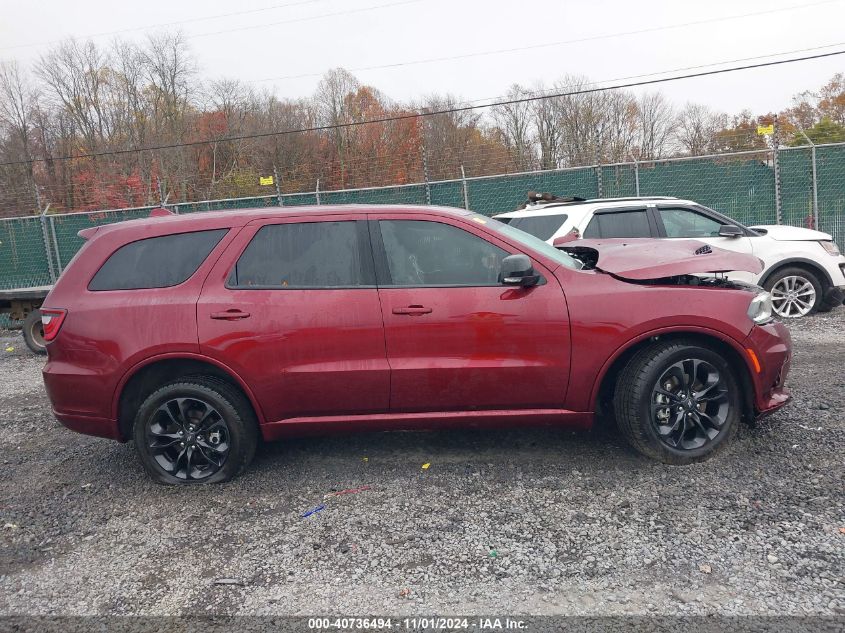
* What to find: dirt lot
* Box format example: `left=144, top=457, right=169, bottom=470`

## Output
left=0, top=313, right=843, bottom=617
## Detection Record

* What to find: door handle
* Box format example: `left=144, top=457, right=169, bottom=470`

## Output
left=392, top=305, right=432, bottom=316
left=210, top=309, right=251, bottom=320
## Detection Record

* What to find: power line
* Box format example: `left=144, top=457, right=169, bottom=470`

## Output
left=250, top=0, right=842, bottom=82
left=3, top=47, right=843, bottom=167
left=0, top=0, right=425, bottom=53
left=0, top=0, right=330, bottom=52
left=460, top=41, right=845, bottom=109
left=188, top=0, right=424, bottom=40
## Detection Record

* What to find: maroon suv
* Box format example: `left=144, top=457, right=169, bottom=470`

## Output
left=41, top=205, right=792, bottom=484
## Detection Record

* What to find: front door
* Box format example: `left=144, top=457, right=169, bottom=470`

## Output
left=654, top=205, right=756, bottom=282
left=197, top=215, right=389, bottom=424
left=370, top=214, right=571, bottom=413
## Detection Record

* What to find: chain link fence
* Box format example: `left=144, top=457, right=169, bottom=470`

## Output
left=2, top=142, right=844, bottom=297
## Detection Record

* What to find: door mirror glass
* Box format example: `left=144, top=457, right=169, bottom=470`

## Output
left=718, top=224, right=743, bottom=237
left=499, top=254, right=540, bottom=287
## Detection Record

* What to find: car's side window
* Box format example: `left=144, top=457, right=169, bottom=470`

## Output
left=505, top=214, right=568, bottom=240
left=89, top=229, right=228, bottom=291
left=378, top=220, right=508, bottom=287
left=583, top=210, right=651, bottom=238
left=659, top=207, right=724, bottom=238
left=229, top=220, right=371, bottom=288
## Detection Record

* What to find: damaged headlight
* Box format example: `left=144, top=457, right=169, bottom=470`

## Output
left=747, top=291, right=774, bottom=324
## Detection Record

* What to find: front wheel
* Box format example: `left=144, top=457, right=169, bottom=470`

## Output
left=133, top=376, right=257, bottom=484
left=763, top=267, right=822, bottom=318
left=613, top=340, right=741, bottom=464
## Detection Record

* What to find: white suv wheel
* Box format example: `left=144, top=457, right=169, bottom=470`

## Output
left=770, top=275, right=817, bottom=318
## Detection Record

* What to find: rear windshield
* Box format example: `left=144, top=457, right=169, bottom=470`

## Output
left=89, top=229, right=227, bottom=291
left=499, top=214, right=568, bottom=240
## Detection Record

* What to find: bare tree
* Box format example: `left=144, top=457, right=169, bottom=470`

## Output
left=490, top=84, right=536, bottom=170
left=675, top=103, right=727, bottom=155
left=36, top=40, right=113, bottom=153
left=636, top=92, right=675, bottom=159
left=142, top=32, right=196, bottom=199
left=529, top=82, right=562, bottom=170
left=0, top=61, right=41, bottom=209
left=314, top=68, right=360, bottom=187
left=417, top=94, right=482, bottom=178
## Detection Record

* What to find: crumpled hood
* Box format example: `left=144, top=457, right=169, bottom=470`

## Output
left=561, top=238, right=764, bottom=280
left=749, top=224, right=833, bottom=241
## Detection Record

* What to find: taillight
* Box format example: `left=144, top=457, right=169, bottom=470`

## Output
left=40, top=309, right=67, bottom=342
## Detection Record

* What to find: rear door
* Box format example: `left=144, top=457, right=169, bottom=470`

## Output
left=370, top=213, right=570, bottom=413
left=197, top=214, right=389, bottom=424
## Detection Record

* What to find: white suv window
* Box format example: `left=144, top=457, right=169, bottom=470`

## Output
left=583, top=209, right=651, bottom=238
left=501, top=214, right=568, bottom=240
left=659, top=207, right=723, bottom=238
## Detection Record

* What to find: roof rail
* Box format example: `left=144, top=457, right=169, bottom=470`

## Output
left=519, top=193, right=679, bottom=209
left=519, top=191, right=586, bottom=209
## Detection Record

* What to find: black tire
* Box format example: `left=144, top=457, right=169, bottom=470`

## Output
left=763, top=266, right=823, bottom=319
left=613, top=340, right=741, bottom=465
left=22, top=309, right=46, bottom=355
left=132, top=375, right=257, bottom=484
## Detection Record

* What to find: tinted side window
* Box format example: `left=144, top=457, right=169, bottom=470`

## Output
left=659, top=207, right=723, bottom=238
left=89, top=229, right=227, bottom=291
left=507, top=214, right=568, bottom=240
left=584, top=210, right=651, bottom=238
left=231, top=221, right=369, bottom=288
left=379, top=220, right=508, bottom=286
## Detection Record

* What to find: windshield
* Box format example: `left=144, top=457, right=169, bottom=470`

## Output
left=476, top=215, right=583, bottom=270
left=500, top=214, right=568, bottom=240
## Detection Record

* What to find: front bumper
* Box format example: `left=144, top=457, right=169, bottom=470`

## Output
left=821, top=284, right=845, bottom=308
left=743, top=320, right=792, bottom=418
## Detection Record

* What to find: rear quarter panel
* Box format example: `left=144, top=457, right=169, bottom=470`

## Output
left=42, top=219, right=242, bottom=422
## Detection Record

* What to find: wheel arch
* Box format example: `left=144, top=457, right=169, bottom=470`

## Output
left=758, top=257, right=832, bottom=290
left=113, top=354, right=265, bottom=441
left=592, top=328, right=756, bottom=425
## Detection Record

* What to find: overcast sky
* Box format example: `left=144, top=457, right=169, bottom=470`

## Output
left=2, top=0, right=844, bottom=115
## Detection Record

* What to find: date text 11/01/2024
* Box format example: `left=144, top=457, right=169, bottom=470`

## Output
left=307, top=617, right=527, bottom=630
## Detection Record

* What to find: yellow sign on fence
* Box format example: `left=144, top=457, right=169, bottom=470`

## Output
left=757, top=124, right=774, bottom=135
left=259, top=175, right=275, bottom=186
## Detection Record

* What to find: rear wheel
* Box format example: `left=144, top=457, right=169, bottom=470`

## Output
left=22, top=309, right=46, bottom=355
left=763, top=267, right=822, bottom=318
left=613, top=340, right=741, bottom=464
left=133, top=376, right=257, bottom=484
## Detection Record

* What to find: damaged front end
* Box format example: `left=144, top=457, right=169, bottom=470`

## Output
left=560, top=238, right=764, bottom=289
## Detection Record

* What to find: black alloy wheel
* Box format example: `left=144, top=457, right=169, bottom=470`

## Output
left=650, top=358, right=730, bottom=451
left=613, top=340, right=741, bottom=464
left=145, top=397, right=231, bottom=480
left=133, top=376, right=257, bottom=484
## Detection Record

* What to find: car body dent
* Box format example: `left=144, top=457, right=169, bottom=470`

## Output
left=560, top=238, right=764, bottom=280
left=555, top=265, right=759, bottom=412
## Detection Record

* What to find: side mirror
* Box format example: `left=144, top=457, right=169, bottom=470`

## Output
left=499, top=254, right=540, bottom=287
left=718, top=224, right=743, bottom=237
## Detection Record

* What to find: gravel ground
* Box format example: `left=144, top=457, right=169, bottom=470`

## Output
left=0, top=314, right=843, bottom=617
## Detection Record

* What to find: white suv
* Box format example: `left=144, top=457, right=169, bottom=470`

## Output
left=493, top=194, right=845, bottom=318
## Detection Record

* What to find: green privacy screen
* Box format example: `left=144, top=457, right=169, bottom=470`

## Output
left=2, top=144, right=844, bottom=292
